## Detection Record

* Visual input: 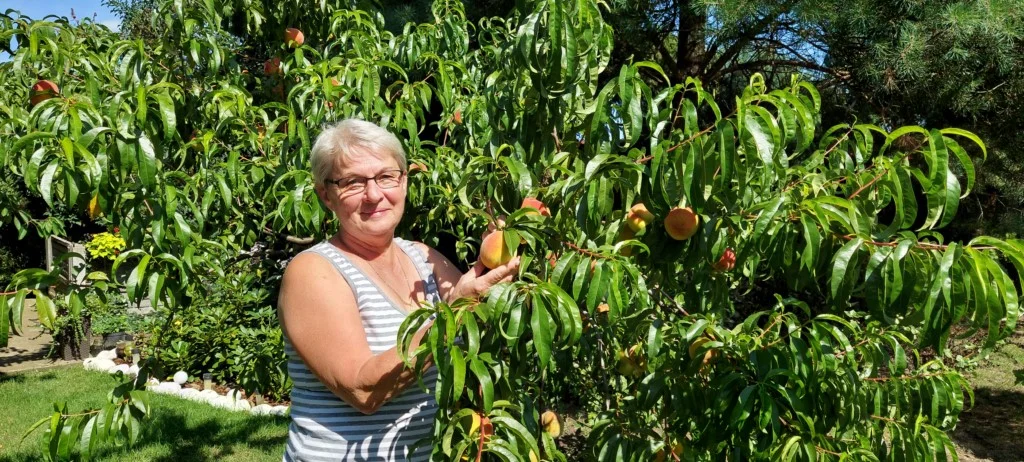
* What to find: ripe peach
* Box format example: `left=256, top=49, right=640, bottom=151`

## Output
left=264, top=56, right=282, bottom=75
left=625, top=203, right=654, bottom=232
left=284, top=28, right=304, bottom=48
left=713, top=248, right=736, bottom=272
left=540, top=410, right=561, bottom=437
left=664, top=207, right=699, bottom=240
left=480, top=231, right=513, bottom=269
left=520, top=197, right=550, bottom=217
left=30, top=80, right=59, bottom=107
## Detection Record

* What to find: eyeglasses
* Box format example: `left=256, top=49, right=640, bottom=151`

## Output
left=325, top=169, right=405, bottom=195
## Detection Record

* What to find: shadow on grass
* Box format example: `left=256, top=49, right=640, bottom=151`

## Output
left=0, top=370, right=57, bottom=384
left=952, top=387, right=1024, bottom=462
left=0, top=408, right=288, bottom=462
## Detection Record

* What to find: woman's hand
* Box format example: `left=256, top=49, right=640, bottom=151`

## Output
left=448, top=218, right=521, bottom=300
left=423, top=218, right=522, bottom=303
left=449, top=255, right=520, bottom=301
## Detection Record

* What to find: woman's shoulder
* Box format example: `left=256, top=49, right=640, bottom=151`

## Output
left=282, top=243, right=347, bottom=281
left=279, top=246, right=356, bottom=310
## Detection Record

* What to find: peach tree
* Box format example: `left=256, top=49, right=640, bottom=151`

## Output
left=0, top=0, right=1021, bottom=460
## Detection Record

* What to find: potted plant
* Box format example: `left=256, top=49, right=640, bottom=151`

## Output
left=49, top=296, right=93, bottom=360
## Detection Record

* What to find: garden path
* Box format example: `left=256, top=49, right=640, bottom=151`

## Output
left=0, top=299, right=75, bottom=375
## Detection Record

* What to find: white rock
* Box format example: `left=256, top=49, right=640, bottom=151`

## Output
left=146, top=377, right=160, bottom=387
left=270, top=405, right=289, bottom=416
left=128, top=365, right=140, bottom=376
left=213, top=396, right=236, bottom=409
left=198, top=389, right=219, bottom=403
left=89, top=358, right=116, bottom=372
left=233, top=400, right=252, bottom=412
left=113, top=364, right=131, bottom=375
left=106, top=365, right=121, bottom=374
left=95, top=349, right=118, bottom=361
left=178, top=388, right=201, bottom=400
left=157, top=382, right=181, bottom=395
left=251, top=404, right=273, bottom=415
left=226, top=388, right=241, bottom=401
left=173, top=371, right=189, bottom=385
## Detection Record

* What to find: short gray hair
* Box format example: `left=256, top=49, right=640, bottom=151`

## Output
left=310, top=119, right=407, bottom=186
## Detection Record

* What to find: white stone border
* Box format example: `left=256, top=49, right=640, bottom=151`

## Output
left=82, top=349, right=289, bottom=417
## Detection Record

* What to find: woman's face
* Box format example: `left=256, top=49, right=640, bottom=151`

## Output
left=317, top=146, right=407, bottom=243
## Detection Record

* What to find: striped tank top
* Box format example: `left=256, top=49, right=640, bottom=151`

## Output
left=283, top=238, right=440, bottom=461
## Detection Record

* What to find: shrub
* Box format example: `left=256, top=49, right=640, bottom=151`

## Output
left=145, top=267, right=290, bottom=399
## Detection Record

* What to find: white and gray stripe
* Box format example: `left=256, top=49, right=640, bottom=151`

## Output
left=283, top=238, right=441, bottom=461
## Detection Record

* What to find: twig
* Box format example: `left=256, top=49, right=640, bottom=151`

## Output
left=563, top=241, right=608, bottom=260
left=755, top=314, right=781, bottom=342
left=634, top=110, right=737, bottom=164
left=847, top=153, right=915, bottom=200
left=835, top=234, right=996, bottom=252
left=815, top=446, right=843, bottom=457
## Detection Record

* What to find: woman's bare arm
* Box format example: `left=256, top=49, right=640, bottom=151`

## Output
left=277, top=252, right=432, bottom=415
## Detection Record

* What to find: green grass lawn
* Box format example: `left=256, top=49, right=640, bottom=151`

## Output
left=0, top=366, right=289, bottom=462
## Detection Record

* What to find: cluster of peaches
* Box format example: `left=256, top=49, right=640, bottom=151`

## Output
left=479, top=199, right=735, bottom=273
left=618, top=203, right=736, bottom=272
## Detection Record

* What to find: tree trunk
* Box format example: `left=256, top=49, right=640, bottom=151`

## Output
left=675, top=0, right=706, bottom=80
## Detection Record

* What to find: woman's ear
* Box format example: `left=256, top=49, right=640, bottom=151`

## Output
left=315, top=184, right=331, bottom=206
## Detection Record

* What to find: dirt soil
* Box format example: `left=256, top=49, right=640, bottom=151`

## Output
left=952, top=330, right=1024, bottom=462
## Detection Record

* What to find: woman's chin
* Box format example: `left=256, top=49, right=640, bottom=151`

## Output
left=355, top=214, right=399, bottom=234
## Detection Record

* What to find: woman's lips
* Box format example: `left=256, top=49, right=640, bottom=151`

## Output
left=361, top=209, right=389, bottom=218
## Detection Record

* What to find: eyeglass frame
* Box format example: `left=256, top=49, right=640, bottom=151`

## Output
left=323, top=168, right=407, bottom=194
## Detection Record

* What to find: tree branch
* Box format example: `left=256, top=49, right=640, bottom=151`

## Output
left=702, top=10, right=786, bottom=79
left=718, top=59, right=848, bottom=81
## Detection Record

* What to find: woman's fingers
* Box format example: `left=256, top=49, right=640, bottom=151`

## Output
left=470, top=258, right=486, bottom=276
left=482, top=256, right=520, bottom=286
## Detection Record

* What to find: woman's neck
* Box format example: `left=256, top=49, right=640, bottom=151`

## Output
left=333, top=231, right=394, bottom=261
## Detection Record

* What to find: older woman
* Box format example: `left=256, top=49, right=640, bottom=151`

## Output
left=278, top=119, right=519, bottom=461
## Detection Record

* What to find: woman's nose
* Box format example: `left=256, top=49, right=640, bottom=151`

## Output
left=362, top=179, right=384, bottom=202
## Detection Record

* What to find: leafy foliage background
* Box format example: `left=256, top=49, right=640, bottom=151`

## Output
left=0, top=0, right=1023, bottom=460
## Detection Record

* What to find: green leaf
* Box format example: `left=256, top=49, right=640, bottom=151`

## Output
left=33, top=292, right=57, bottom=331
left=137, top=132, right=158, bottom=190
left=450, top=347, right=466, bottom=404
left=469, top=357, right=493, bottom=412
left=530, top=294, right=552, bottom=370
left=830, top=238, right=862, bottom=302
